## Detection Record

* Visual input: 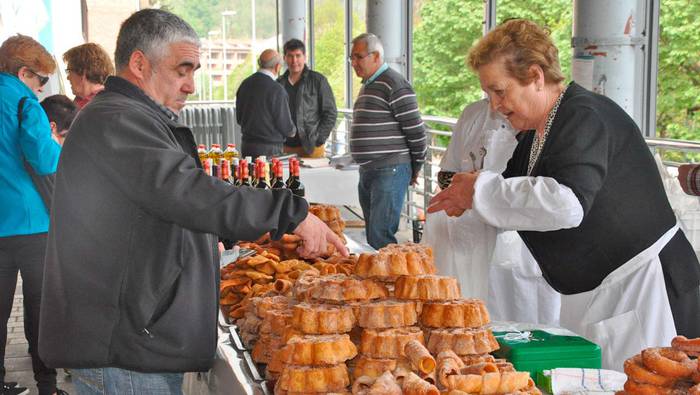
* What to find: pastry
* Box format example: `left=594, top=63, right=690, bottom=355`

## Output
left=420, top=299, right=489, bottom=328
left=291, top=303, right=355, bottom=334
left=357, top=300, right=418, bottom=329
left=355, top=243, right=435, bottom=280
left=276, top=364, right=350, bottom=393
left=404, top=339, right=436, bottom=374
left=444, top=371, right=531, bottom=394
left=352, top=355, right=411, bottom=380
left=401, top=371, right=440, bottom=395
left=351, top=371, right=402, bottom=395
left=276, top=334, right=357, bottom=365
left=296, top=274, right=389, bottom=303
left=425, top=328, right=499, bottom=355
left=359, top=327, right=424, bottom=359
left=394, top=275, right=460, bottom=301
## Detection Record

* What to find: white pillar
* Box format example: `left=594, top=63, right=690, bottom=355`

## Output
left=572, top=0, right=647, bottom=127
left=367, top=0, right=406, bottom=76
left=281, top=0, right=306, bottom=47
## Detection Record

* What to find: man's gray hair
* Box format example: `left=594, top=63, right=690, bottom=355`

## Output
left=258, top=52, right=281, bottom=69
left=352, top=33, right=384, bottom=61
left=114, top=8, right=200, bottom=72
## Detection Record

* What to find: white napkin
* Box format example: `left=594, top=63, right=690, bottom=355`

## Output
left=547, top=368, right=626, bottom=394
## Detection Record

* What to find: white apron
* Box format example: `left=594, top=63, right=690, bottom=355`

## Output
left=424, top=100, right=561, bottom=322
left=559, top=224, right=679, bottom=372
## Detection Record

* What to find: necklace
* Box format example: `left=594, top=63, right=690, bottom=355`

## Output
left=527, top=88, right=566, bottom=175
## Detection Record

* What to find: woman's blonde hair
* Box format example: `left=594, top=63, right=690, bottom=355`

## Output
left=0, top=34, right=56, bottom=76
left=468, top=19, right=564, bottom=85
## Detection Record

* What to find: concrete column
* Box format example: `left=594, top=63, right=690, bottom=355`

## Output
left=367, top=0, right=406, bottom=76
left=281, top=0, right=306, bottom=46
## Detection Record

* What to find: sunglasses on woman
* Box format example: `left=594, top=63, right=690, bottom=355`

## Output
left=27, top=69, right=49, bottom=86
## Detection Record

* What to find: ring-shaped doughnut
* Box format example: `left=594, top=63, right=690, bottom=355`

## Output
left=641, top=347, right=695, bottom=378
left=623, top=355, right=676, bottom=386
left=672, top=336, right=700, bottom=357
left=624, top=379, right=676, bottom=395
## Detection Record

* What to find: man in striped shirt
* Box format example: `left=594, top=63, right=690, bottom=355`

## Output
left=349, top=33, right=427, bottom=249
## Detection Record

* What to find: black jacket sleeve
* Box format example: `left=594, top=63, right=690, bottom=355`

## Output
left=315, top=75, right=337, bottom=146
left=79, top=106, right=307, bottom=241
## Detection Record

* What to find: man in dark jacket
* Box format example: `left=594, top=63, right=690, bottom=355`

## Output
left=38, top=9, right=345, bottom=394
left=236, top=49, right=296, bottom=158
left=278, top=39, right=337, bottom=158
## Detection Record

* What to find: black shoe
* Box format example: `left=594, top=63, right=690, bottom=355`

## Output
left=54, top=389, right=69, bottom=395
left=0, top=382, right=29, bottom=395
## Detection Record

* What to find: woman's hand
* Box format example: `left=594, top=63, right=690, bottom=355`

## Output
left=427, top=171, right=479, bottom=217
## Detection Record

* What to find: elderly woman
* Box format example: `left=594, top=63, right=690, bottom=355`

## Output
left=0, top=34, right=63, bottom=395
left=428, top=19, right=700, bottom=370
left=63, top=42, right=114, bottom=108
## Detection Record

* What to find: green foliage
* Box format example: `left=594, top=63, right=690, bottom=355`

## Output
left=412, top=0, right=572, bottom=119
left=657, top=0, right=700, bottom=140
left=159, top=0, right=276, bottom=40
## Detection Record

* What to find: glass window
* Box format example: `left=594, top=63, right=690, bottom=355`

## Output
left=313, top=0, right=347, bottom=108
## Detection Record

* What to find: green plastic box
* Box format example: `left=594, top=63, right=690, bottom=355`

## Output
left=492, top=330, right=601, bottom=379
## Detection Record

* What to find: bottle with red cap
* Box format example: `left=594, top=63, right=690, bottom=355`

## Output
left=255, top=160, right=270, bottom=189
left=286, top=158, right=305, bottom=197
left=197, top=144, right=208, bottom=164
left=223, top=143, right=239, bottom=162
left=208, top=144, right=223, bottom=165
left=271, top=160, right=286, bottom=189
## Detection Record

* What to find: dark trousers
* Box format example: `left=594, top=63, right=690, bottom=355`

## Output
left=0, top=233, right=56, bottom=395
left=241, top=140, right=283, bottom=159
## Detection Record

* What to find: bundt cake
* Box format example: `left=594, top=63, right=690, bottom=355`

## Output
left=394, top=275, right=461, bottom=301
left=355, top=243, right=435, bottom=280
left=359, top=326, right=425, bottom=359
left=425, top=327, right=499, bottom=356
left=291, top=303, right=355, bottom=334
left=420, top=299, right=489, bottom=328
left=357, top=299, right=419, bottom=329
left=275, top=334, right=357, bottom=365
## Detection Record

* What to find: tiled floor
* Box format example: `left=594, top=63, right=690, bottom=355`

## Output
left=4, top=279, right=74, bottom=395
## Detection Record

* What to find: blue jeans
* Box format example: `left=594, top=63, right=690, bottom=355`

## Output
left=72, top=367, right=183, bottom=395
left=358, top=163, right=411, bottom=249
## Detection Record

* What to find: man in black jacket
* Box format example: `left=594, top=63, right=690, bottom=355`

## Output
left=38, top=9, right=345, bottom=394
left=236, top=49, right=296, bottom=158
left=278, top=39, right=337, bottom=158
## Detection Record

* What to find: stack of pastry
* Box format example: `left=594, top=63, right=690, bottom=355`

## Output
left=273, top=300, right=357, bottom=394
left=355, top=243, right=436, bottom=284
left=309, top=204, right=347, bottom=243
left=416, top=297, right=500, bottom=364
left=248, top=296, right=293, bottom=365
left=619, top=336, right=700, bottom=394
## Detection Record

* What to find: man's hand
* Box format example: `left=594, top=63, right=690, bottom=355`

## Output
left=410, top=168, right=420, bottom=186
left=293, top=213, right=349, bottom=258
left=426, top=171, right=479, bottom=217
left=678, top=164, right=696, bottom=195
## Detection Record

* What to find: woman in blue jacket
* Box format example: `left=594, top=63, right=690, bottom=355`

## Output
left=0, top=34, right=62, bottom=395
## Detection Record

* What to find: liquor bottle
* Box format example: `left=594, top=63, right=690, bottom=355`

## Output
left=237, top=159, right=251, bottom=187
left=203, top=158, right=213, bottom=177
left=208, top=144, right=223, bottom=165
left=223, top=143, right=239, bottom=162
left=255, top=160, right=270, bottom=189
left=211, top=163, right=220, bottom=179
left=197, top=144, right=208, bottom=164
left=220, top=159, right=232, bottom=183
left=245, top=156, right=254, bottom=183
left=231, top=158, right=239, bottom=185
left=287, top=158, right=305, bottom=197
left=270, top=158, right=280, bottom=185
left=271, top=160, right=286, bottom=189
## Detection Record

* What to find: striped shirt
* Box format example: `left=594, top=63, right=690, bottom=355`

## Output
left=350, top=66, right=427, bottom=172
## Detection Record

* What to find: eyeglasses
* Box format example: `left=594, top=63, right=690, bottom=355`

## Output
left=27, top=69, right=49, bottom=86
left=348, top=52, right=375, bottom=62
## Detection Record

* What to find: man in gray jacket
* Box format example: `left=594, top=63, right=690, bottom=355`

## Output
left=38, top=9, right=344, bottom=394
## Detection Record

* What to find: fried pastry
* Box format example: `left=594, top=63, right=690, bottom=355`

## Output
left=394, top=275, right=461, bottom=301
left=425, top=327, right=499, bottom=355
left=359, top=327, right=424, bottom=359
left=357, top=299, right=418, bottom=329
left=276, top=364, right=350, bottom=393
left=296, top=274, right=389, bottom=303
left=276, top=334, right=357, bottom=365
left=291, top=303, right=355, bottom=334
left=420, top=299, right=489, bottom=328
left=355, top=243, right=435, bottom=280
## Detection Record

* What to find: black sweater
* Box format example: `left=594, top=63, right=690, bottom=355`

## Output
left=504, top=82, right=700, bottom=296
left=236, top=72, right=296, bottom=146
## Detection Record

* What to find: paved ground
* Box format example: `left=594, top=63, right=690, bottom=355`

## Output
left=4, top=279, right=74, bottom=395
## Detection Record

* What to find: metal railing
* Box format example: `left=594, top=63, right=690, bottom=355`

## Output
left=182, top=101, right=700, bottom=236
